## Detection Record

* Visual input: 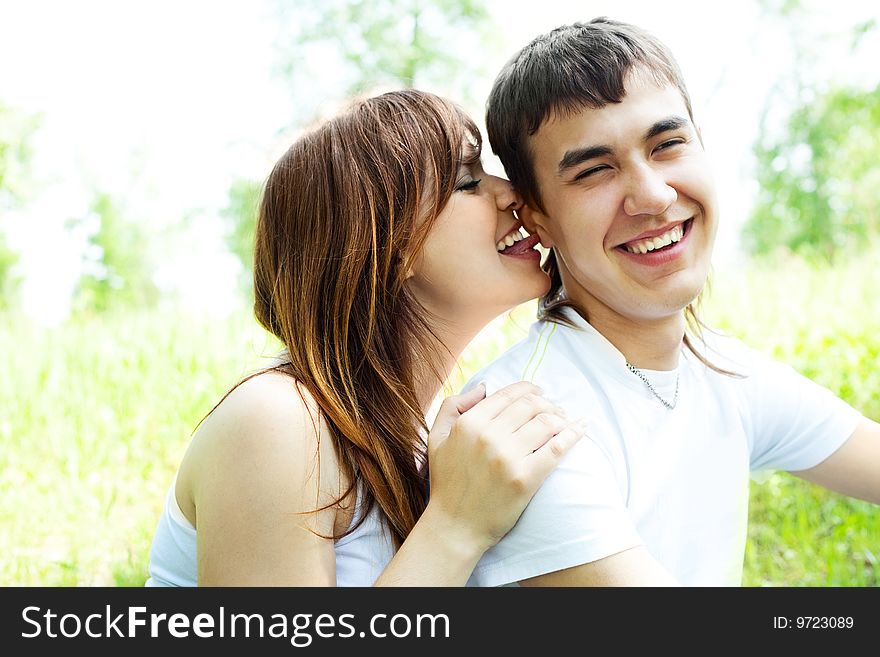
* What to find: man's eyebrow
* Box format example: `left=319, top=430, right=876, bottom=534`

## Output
left=643, top=116, right=690, bottom=141
left=556, top=116, right=691, bottom=174
left=557, top=145, right=612, bottom=174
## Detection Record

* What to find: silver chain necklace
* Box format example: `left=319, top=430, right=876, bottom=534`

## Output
left=625, top=362, right=679, bottom=410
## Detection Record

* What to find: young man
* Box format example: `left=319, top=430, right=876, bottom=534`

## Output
left=464, top=18, right=880, bottom=586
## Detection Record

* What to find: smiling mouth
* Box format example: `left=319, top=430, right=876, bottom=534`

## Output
left=496, top=226, right=541, bottom=256
left=618, top=218, right=693, bottom=255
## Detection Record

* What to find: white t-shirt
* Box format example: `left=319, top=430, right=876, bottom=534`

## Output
left=463, top=308, right=862, bottom=587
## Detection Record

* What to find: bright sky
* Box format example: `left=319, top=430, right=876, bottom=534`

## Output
left=1, top=0, right=877, bottom=324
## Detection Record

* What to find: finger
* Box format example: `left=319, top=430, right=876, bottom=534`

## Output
left=509, top=412, right=572, bottom=456
left=429, top=383, right=487, bottom=445
left=491, top=393, right=567, bottom=434
left=522, top=422, right=588, bottom=483
left=464, top=380, right=544, bottom=423
left=453, top=382, right=488, bottom=415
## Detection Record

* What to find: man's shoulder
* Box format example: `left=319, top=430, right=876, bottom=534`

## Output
left=462, top=321, right=545, bottom=394
left=688, top=328, right=769, bottom=380
left=463, top=319, right=584, bottom=394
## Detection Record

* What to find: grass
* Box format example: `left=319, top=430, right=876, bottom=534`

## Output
left=703, top=255, right=880, bottom=586
left=1, top=254, right=877, bottom=586
left=0, top=308, right=280, bottom=586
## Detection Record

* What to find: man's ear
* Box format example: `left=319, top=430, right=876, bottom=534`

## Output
left=519, top=205, right=555, bottom=248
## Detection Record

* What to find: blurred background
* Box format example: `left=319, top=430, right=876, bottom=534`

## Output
left=1, top=0, right=877, bottom=585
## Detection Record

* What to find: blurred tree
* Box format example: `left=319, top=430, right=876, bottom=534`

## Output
left=0, top=235, right=19, bottom=311
left=0, top=103, right=39, bottom=204
left=72, top=192, right=160, bottom=314
left=0, top=102, right=40, bottom=310
left=745, top=84, right=880, bottom=260
left=221, top=178, right=262, bottom=296
left=744, top=6, right=879, bottom=261
left=275, top=0, right=491, bottom=101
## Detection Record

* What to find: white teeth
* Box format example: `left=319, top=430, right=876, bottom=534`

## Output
left=497, top=227, right=529, bottom=252
left=624, top=223, right=686, bottom=254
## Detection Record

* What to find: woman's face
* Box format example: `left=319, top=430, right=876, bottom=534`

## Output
left=407, top=148, right=551, bottom=328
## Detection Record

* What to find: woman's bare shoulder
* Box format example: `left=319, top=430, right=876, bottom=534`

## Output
left=176, top=369, right=341, bottom=525
left=193, top=368, right=330, bottom=462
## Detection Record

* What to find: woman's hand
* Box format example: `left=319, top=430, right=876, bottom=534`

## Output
left=425, top=381, right=587, bottom=554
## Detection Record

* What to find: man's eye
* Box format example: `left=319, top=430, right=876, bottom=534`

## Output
left=655, top=138, right=685, bottom=151
left=573, top=165, right=608, bottom=181
left=455, top=178, right=481, bottom=192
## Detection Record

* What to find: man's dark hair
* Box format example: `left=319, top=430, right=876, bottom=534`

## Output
left=486, top=17, right=693, bottom=214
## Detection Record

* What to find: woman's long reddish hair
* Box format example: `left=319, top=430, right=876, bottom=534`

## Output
left=252, top=90, right=480, bottom=547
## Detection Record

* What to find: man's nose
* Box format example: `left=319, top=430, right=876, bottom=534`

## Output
left=622, top=164, right=677, bottom=217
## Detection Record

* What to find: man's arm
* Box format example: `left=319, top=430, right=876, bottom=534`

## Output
left=520, top=546, right=679, bottom=586
left=792, top=417, right=880, bottom=504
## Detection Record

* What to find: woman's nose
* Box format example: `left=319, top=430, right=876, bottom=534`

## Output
left=491, top=176, right=523, bottom=212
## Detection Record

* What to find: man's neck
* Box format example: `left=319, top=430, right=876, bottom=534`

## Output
left=570, top=296, right=686, bottom=371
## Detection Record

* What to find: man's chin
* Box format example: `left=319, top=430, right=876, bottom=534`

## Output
left=644, top=283, right=707, bottom=319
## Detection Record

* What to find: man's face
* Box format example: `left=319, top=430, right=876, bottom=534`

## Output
left=524, top=71, right=718, bottom=327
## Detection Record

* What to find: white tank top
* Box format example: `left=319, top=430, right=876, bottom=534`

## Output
left=145, top=477, right=395, bottom=586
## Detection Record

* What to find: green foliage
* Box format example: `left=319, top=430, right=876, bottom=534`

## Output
left=0, top=102, right=40, bottom=207
left=756, top=0, right=805, bottom=17
left=0, top=102, right=40, bottom=309
left=72, top=192, right=160, bottom=314
left=275, top=0, right=491, bottom=100
left=0, top=233, right=21, bottom=311
left=743, top=472, right=878, bottom=586
left=221, top=178, right=262, bottom=295
left=745, top=58, right=880, bottom=260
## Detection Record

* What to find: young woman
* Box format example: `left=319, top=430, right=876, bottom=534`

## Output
left=146, top=89, right=587, bottom=586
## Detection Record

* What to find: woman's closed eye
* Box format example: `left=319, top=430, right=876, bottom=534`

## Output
left=455, top=178, right=482, bottom=192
